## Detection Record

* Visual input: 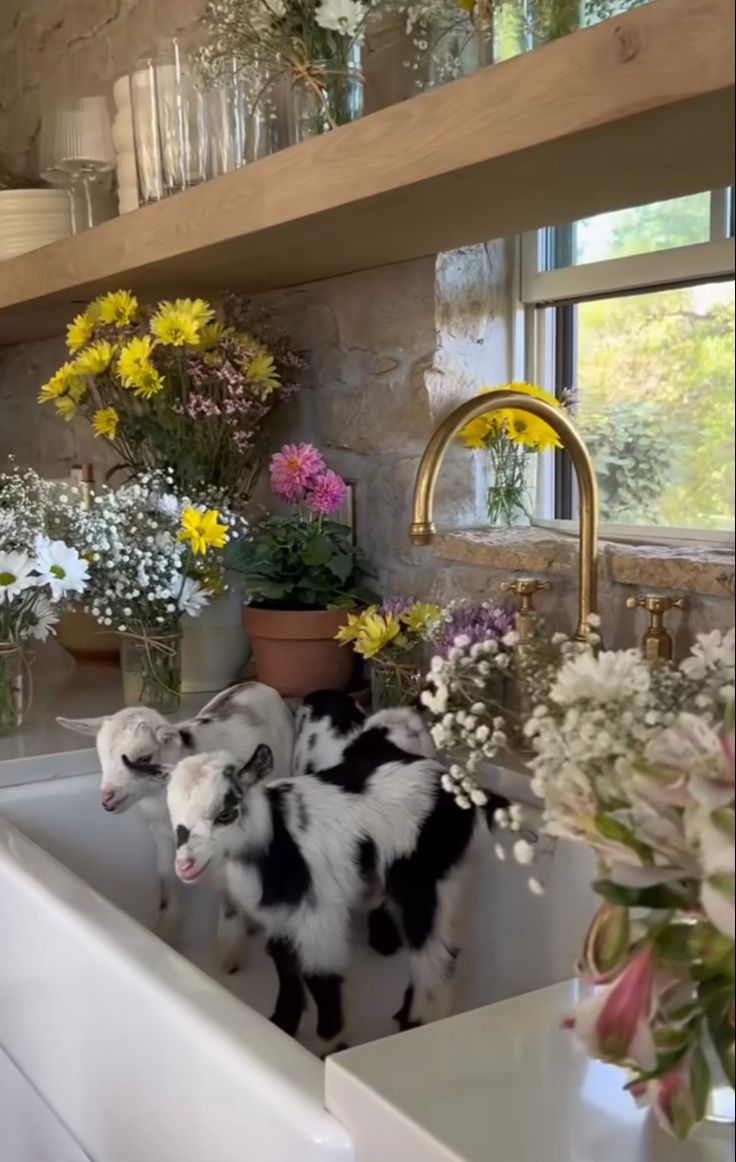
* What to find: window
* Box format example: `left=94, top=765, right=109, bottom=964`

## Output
left=522, top=191, right=735, bottom=541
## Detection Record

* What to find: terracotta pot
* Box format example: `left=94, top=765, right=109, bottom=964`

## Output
left=56, top=607, right=120, bottom=667
left=242, top=606, right=356, bottom=698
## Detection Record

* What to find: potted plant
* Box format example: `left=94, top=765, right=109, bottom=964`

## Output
left=227, top=443, right=376, bottom=697
left=39, top=290, right=304, bottom=689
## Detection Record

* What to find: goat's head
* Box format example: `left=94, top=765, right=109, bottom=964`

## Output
left=167, top=745, right=274, bottom=884
left=57, top=708, right=183, bottom=813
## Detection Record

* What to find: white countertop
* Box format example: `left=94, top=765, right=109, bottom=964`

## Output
left=326, top=981, right=734, bottom=1162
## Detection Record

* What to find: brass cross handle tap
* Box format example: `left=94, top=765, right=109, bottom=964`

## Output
left=626, top=594, right=685, bottom=664
left=501, top=578, right=551, bottom=644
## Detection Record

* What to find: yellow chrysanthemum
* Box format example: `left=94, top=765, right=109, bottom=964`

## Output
left=94, top=290, right=140, bottom=327
left=54, top=395, right=78, bottom=421
left=178, top=508, right=229, bottom=555
left=132, top=364, right=165, bottom=399
left=197, top=321, right=227, bottom=350
left=402, top=602, right=443, bottom=637
left=92, top=407, right=120, bottom=438
left=68, top=378, right=87, bottom=404
left=247, top=351, right=280, bottom=396
left=117, top=335, right=155, bottom=385
left=150, top=298, right=214, bottom=347
left=66, top=310, right=97, bottom=354
left=73, top=339, right=116, bottom=376
left=335, top=608, right=377, bottom=646
left=38, top=362, right=86, bottom=404
left=353, top=612, right=402, bottom=660
left=459, top=383, right=562, bottom=452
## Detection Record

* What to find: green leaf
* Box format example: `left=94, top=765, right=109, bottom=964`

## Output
left=690, top=1044, right=711, bottom=1123
left=593, top=878, right=699, bottom=910
left=594, top=813, right=652, bottom=863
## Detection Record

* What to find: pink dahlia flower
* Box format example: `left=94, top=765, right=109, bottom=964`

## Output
left=270, top=443, right=325, bottom=503
left=305, top=470, right=348, bottom=516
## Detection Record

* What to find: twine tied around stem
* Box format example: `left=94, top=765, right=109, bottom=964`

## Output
left=118, top=629, right=181, bottom=699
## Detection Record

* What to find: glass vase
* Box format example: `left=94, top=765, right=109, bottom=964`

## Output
left=288, top=45, right=364, bottom=144
left=154, top=38, right=209, bottom=195
left=120, top=633, right=181, bottom=715
left=371, top=655, right=423, bottom=712
left=486, top=443, right=535, bottom=528
left=0, top=643, right=24, bottom=737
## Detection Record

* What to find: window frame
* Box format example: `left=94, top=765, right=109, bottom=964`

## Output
left=520, top=190, right=736, bottom=548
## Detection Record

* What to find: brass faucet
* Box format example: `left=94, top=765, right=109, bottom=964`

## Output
left=626, top=594, right=685, bottom=664
left=410, top=390, right=599, bottom=639
left=501, top=578, right=550, bottom=645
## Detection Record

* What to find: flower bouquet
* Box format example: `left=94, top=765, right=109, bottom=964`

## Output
left=336, top=599, right=443, bottom=709
left=518, top=629, right=735, bottom=1138
left=458, top=382, right=564, bottom=527
left=0, top=463, right=89, bottom=734
left=199, top=0, right=372, bottom=139
left=38, top=291, right=302, bottom=504
left=65, top=470, right=247, bottom=713
left=227, top=443, right=376, bottom=696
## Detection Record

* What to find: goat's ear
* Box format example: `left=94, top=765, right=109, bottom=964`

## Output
left=237, top=744, right=273, bottom=787
left=153, top=723, right=179, bottom=747
left=56, top=715, right=106, bottom=737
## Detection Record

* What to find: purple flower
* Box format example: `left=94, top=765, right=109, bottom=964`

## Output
left=435, top=603, right=515, bottom=656
left=381, top=597, right=415, bottom=618
left=305, top=469, right=348, bottom=516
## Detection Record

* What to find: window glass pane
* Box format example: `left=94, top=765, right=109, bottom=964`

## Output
left=573, top=281, right=735, bottom=531
left=548, top=194, right=713, bottom=268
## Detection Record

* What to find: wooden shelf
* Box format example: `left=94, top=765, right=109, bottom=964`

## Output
left=0, top=0, right=733, bottom=345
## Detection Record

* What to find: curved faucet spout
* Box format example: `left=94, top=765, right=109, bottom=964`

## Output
left=410, top=391, right=599, bottom=640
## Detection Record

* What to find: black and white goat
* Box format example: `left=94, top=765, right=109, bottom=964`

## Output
left=58, top=681, right=294, bottom=965
left=168, top=703, right=505, bottom=1051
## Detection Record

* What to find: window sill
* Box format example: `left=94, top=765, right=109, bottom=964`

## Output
left=434, top=527, right=735, bottom=600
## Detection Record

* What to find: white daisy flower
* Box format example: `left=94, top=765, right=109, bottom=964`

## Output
left=29, top=595, right=59, bottom=641
left=315, top=0, right=365, bottom=37
left=34, top=536, right=89, bottom=601
left=0, top=550, right=36, bottom=601
left=174, top=575, right=210, bottom=618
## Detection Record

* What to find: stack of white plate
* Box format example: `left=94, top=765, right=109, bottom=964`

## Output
left=0, top=189, right=72, bottom=261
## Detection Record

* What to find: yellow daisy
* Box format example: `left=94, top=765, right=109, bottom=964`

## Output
left=402, top=602, right=443, bottom=637
left=178, top=508, right=229, bottom=555
left=73, top=339, right=116, bottom=376
left=117, top=335, right=155, bottom=386
left=247, top=351, right=280, bottom=396
left=460, top=383, right=562, bottom=452
left=95, top=290, right=140, bottom=327
left=150, top=298, right=214, bottom=347
left=335, top=608, right=377, bottom=646
left=38, top=362, right=85, bottom=404
left=353, top=612, right=402, bottom=659
left=54, top=395, right=78, bottom=421
left=92, top=407, right=120, bottom=438
left=66, top=310, right=97, bottom=354
left=132, top=364, right=165, bottom=399
left=196, top=321, right=227, bottom=350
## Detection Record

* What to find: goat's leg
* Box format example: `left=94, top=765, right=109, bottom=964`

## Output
left=298, top=909, right=351, bottom=1055
left=216, top=891, right=247, bottom=974
left=367, top=902, right=402, bottom=956
left=267, top=937, right=306, bottom=1037
left=151, top=826, right=182, bottom=946
left=390, top=871, right=464, bottom=1030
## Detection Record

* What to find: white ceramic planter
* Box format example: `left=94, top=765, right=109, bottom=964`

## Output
left=181, top=576, right=251, bottom=694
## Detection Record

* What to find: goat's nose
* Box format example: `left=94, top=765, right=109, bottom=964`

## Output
left=177, top=853, right=195, bottom=873
left=101, top=788, right=117, bottom=809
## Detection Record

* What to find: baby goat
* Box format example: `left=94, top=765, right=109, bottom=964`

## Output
left=168, top=716, right=504, bottom=1051
left=58, top=681, right=294, bottom=964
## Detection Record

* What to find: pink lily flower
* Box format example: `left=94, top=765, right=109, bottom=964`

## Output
left=651, top=1049, right=708, bottom=1140
left=567, top=945, right=657, bottom=1072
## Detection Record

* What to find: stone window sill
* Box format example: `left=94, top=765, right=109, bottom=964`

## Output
left=435, top=528, right=735, bottom=600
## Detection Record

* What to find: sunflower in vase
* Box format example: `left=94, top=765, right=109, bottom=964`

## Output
left=459, top=381, right=566, bottom=528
